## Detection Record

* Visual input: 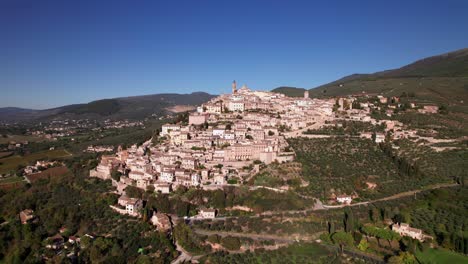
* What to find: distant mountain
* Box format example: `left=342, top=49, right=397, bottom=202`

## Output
left=0, top=92, right=216, bottom=122
left=271, top=86, right=307, bottom=98
left=273, top=48, right=468, bottom=107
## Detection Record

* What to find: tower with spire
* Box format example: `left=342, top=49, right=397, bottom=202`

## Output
left=232, top=80, right=237, bottom=94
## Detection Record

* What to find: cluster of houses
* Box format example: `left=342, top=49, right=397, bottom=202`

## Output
left=90, top=83, right=339, bottom=199
left=6, top=140, right=29, bottom=150
left=84, top=145, right=114, bottom=153
left=89, top=83, right=445, bottom=210
left=23, top=160, right=62, bottom=175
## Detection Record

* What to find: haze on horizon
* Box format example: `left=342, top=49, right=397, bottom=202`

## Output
left=1, top=0, right=468, bottom=109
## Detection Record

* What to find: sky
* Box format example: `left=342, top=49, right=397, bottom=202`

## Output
left=1, top=0, right=468, bottom=109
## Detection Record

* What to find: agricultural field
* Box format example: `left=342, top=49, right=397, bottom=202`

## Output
left=0, top=149, right=71, bottom=174
left=0, top=152, right=12, bottom=159
left=200, top=242, right=339, bottom=264
left=393, top=139, right=467, bottom=183
left=0, top=134, right=45, bottom=144
left=303, top=121, right=384, bottom=136
left=393, top=111, right=468, bottom=139
left=0, top=176, right=25, bottom=190
left=0, top=176, right=24, bottom=185
left=26, top=166, right=70, bottom=183
left=288, top=137, right=454, bottom=201
left=248, top=162, right=303, bottom=188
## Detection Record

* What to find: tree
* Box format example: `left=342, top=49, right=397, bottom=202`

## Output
left=155, top=195, right=171, bottom=213
left=221, top=236, right=241, bottom=251
left=328, top=221, right=335, bottom=234
left=357, top=239, right=369, bottom=252
left=125, top=186, right=143, bottom=199
left=392, top=213, right=405, bottom=224
left=344, top=209, right=355, bottom=233
left=212, top=190, right=226, bottom=208
left=174, top=200, right=189, bottom=217
left=111, top=169, right=122, bottom=182
left=388, top=251, right=416, bottom=264
left=331, top=231, right=354, bottom=253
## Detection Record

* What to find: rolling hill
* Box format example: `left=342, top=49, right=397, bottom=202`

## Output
left=0, top=92, right=216, bottom=122
left=271, top=86, right=307, bottom=97
left=273, top=48, right=468, bottom=108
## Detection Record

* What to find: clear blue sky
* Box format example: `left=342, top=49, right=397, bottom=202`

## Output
left=1, top=0, right=467, bottom=109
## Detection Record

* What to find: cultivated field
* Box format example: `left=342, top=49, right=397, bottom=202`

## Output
left=0, top=149, right=71, bottom=174
left=0, top=134, right=45, bottom=144
left=26, top=166, right=70, bottom=183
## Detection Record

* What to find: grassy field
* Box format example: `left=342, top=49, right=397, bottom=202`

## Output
left=415, top=248, right=468, bottom=264
left=0, top=149, right=71, bottom=174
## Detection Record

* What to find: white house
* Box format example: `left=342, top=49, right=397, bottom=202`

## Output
left=392, top=223, right=432, bottom=241
left=199, top=208, right=216, bottom=219
left=336, top=195, right=352, bottom=204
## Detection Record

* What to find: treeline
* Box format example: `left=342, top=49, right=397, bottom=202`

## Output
left=379, top=143, right=423, bottom=178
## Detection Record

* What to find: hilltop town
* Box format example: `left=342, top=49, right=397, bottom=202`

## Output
left=1, top=81, right=466, bottom=263
left=89, top=80, right=455, bottom=212
left=89, top=81, right=334, bottom=198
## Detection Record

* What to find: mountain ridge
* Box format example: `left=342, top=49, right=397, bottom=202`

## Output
left=0, top=92, right=216, bottom=122
left=272, top=47, right=468, bottom=108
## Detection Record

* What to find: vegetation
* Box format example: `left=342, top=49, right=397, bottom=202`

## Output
left=303, top=121, right=384, bottom=136
left=200, top=242, right=338, bottom=264
left=290, top=137, right=404, bottom=200
left=0, top=155, right=177, bottom=263
left=415, top=248, right=468, bottom=264
left=271, top=86, right=307, bottom=98
left=0, top=149, right=71, bottom=174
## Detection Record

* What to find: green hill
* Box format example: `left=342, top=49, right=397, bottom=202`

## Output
left=273, top=48, right=468, bottom=109
left=0, top=92, right=216, bottom=122
left=69, top=99, right=122, bottom=116
left=271, top=86, right=306, bottom=97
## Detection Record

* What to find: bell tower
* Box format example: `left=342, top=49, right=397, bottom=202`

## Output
left=232, top=80, right=237, bottom=94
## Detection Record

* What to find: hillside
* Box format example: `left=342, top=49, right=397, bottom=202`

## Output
left=273, top=48, right=468, bottom=108
left=271, top=86, right=306, bottom=97
left=0, top=92, right=216, bottom=122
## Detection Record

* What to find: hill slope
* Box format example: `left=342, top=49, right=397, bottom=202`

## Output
left=271, top=86, right=306, bottom=97
left=0, top=92, right=216, bottom=122
left=273, top=48, right=468, bottom=106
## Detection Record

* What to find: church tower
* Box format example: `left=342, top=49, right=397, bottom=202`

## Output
left=232, top=80, right=237, bottom=94
left=304, top=90, right=309, bottom=99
